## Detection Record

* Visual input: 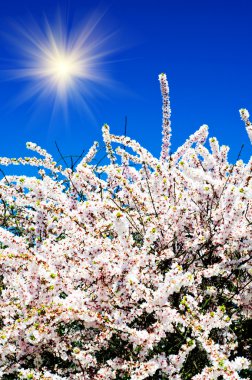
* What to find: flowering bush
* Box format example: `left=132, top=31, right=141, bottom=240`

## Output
left=0, top=74, right=251, bottom=380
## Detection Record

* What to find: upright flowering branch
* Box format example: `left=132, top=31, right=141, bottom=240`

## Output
left=102, top=123, right=116, bottom=164
left=159, top=73, right=172, bottom=161
left=240, top=108, right=252, bottom=144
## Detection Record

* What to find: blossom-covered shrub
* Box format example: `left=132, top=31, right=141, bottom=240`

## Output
left=0, top=74, right=251, bottom=379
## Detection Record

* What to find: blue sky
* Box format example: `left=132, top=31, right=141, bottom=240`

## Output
left=0, top=0, right=251, bottom=175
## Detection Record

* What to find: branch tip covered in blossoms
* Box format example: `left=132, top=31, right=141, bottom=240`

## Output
left=240, top=108, right=252, bottom=144
left=159, top=72, right=172, bottom=162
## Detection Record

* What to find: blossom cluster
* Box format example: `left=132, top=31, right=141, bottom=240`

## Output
left=0, top=75, right=251, bottom=379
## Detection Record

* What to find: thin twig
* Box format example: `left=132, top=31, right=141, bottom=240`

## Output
left=142, top=162, right=158, bottom=218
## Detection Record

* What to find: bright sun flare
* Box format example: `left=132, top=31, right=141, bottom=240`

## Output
left=43, top=51, right=83, bottom=89
left=8, top=11, right=116, bottom=113
left=54, top=56, right=75, bottom=80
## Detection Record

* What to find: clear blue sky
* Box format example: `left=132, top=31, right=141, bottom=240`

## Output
left=0, top=0, right=251, bottom=176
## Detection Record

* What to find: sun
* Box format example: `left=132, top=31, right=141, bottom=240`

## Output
left=40, top=48, right=84, bottom=91
left=7, top=10, right=117, bottom=114
left=53, top=56, right=75, bottom=80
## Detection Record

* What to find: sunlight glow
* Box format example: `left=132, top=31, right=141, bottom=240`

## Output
left=53, top=56, right=77, bottom=80
left=8, top=11, right=117, bottom=114
left=40, top=49, right=84, bottom=90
